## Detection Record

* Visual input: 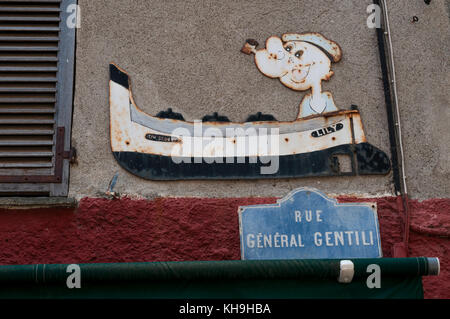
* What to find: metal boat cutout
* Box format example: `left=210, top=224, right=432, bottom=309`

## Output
left=109, top=63, right=390, bottom=180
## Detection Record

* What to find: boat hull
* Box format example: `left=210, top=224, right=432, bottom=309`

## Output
left=113, top=142, right=390, bottom=180
left=109, top=63, right=391, bottom=180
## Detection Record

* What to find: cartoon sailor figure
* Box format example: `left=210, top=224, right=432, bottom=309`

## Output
left=241, top=33, right=342, bottom=118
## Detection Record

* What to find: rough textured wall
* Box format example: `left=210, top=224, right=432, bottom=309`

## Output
left=388, top=0, right=449, bottom=200
left=67, top=0, right=449, bottom=200
left=69, top=0, right=394, bottom=199
left=0, top=196, right=448, bottom=298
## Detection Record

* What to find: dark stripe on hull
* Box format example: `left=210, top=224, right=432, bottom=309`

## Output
left=110, top=64, right=129, bottom=89
left=113, top=143, right=391, bottom=180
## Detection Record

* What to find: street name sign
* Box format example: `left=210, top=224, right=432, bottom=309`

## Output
left=239, top=188, right=382, bottom=260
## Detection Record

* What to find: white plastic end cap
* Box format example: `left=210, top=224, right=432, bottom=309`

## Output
left=338, top=260, right=355, bottom=284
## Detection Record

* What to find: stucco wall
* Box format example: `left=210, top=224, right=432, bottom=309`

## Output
left=69, top=0, right=398, bottom=199
left=69, top=0, right=449, bottom=200
left=387, top=1, right=449, bottom=199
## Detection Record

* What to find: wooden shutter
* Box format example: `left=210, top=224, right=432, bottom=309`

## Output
left=0, top=0, right=76, bottom=196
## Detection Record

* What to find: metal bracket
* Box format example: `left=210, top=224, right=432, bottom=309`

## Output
left=63, top=147, right=77, bottom=164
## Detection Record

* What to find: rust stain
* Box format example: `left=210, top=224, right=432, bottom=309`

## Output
left=241, top=39, right=259, bottom=55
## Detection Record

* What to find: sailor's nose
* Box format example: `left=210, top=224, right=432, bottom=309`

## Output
left=276, top=50, right=285, bottom=60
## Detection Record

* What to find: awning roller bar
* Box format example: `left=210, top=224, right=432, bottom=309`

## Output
left=0, top=257, right=439, bottom=285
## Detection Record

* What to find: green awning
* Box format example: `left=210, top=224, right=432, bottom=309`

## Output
left=0, top=258, right=439, bottom=299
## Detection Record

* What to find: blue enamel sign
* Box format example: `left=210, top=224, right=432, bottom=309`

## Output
left=239, top=188, right=382, bottom=260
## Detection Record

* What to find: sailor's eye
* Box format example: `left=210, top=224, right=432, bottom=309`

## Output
left=285, top=46, right=292, bottom=52
left=295, top=50, right=304, bottom=58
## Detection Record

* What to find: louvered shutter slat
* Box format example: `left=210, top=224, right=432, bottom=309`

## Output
left=0, top=36, right=59, bottom=41
left=0, top=17, right=61, bottom=22
left=0, top=137, right=53, bottom=146
left=0, top=27, right=60, bottom=32
left=0, top=161, right=53, bottom=168
left=0, top=117, right=55, bottom=124
left=0, top=151, right=53, bottom=157
left=0, top=97, right=55, bottom=102
left=0, top=45, right=58, bottom=50
left=0, top=8, right=60, bottom=13
left=0, top=106, right=56, bottom=113
left=0, top=0, right=59, bottom=171
left=0, top=0, right=75, bottom=196
left=0, top=66, right=58, bottom=71
left=0, top=56, right=58, bottom=61
left=0, top=76, right=57, bottom=82
left=0, top=128, right=54, bottom=135
left=0, top=87, right=56, bottom=92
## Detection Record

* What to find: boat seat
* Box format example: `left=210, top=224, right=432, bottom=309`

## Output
left=246, top=112, right=277, bottom=122
left=202, top=112, right=230, bottom=122
left=156, top=108, right=185, bottom=121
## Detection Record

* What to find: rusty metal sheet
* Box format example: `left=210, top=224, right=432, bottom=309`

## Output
left=108, top=33, right=390, bottom=180
left=244, top=33, right=343, bottom=118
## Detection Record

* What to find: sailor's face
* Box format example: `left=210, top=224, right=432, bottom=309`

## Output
left=255, top=37, right=332, bottom=91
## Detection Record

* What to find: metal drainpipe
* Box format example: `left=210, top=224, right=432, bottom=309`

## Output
left=374, top=0, right=410, bottom=256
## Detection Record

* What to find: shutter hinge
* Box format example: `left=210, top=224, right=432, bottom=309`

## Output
left=63, top=147, right=77, bottom=164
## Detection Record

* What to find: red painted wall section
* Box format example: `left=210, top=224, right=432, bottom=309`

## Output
left=407, top=199, right=450, bottom=299
left=337, top=197, right=450, bottom=299
left=0, top=196, right=448, bottom=298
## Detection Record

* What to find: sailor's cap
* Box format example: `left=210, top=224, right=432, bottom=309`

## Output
left=282, top=32, right=342, bottom=63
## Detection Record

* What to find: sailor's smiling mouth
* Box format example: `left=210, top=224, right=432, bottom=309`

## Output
left=291, top=66, right=311, bottom=83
